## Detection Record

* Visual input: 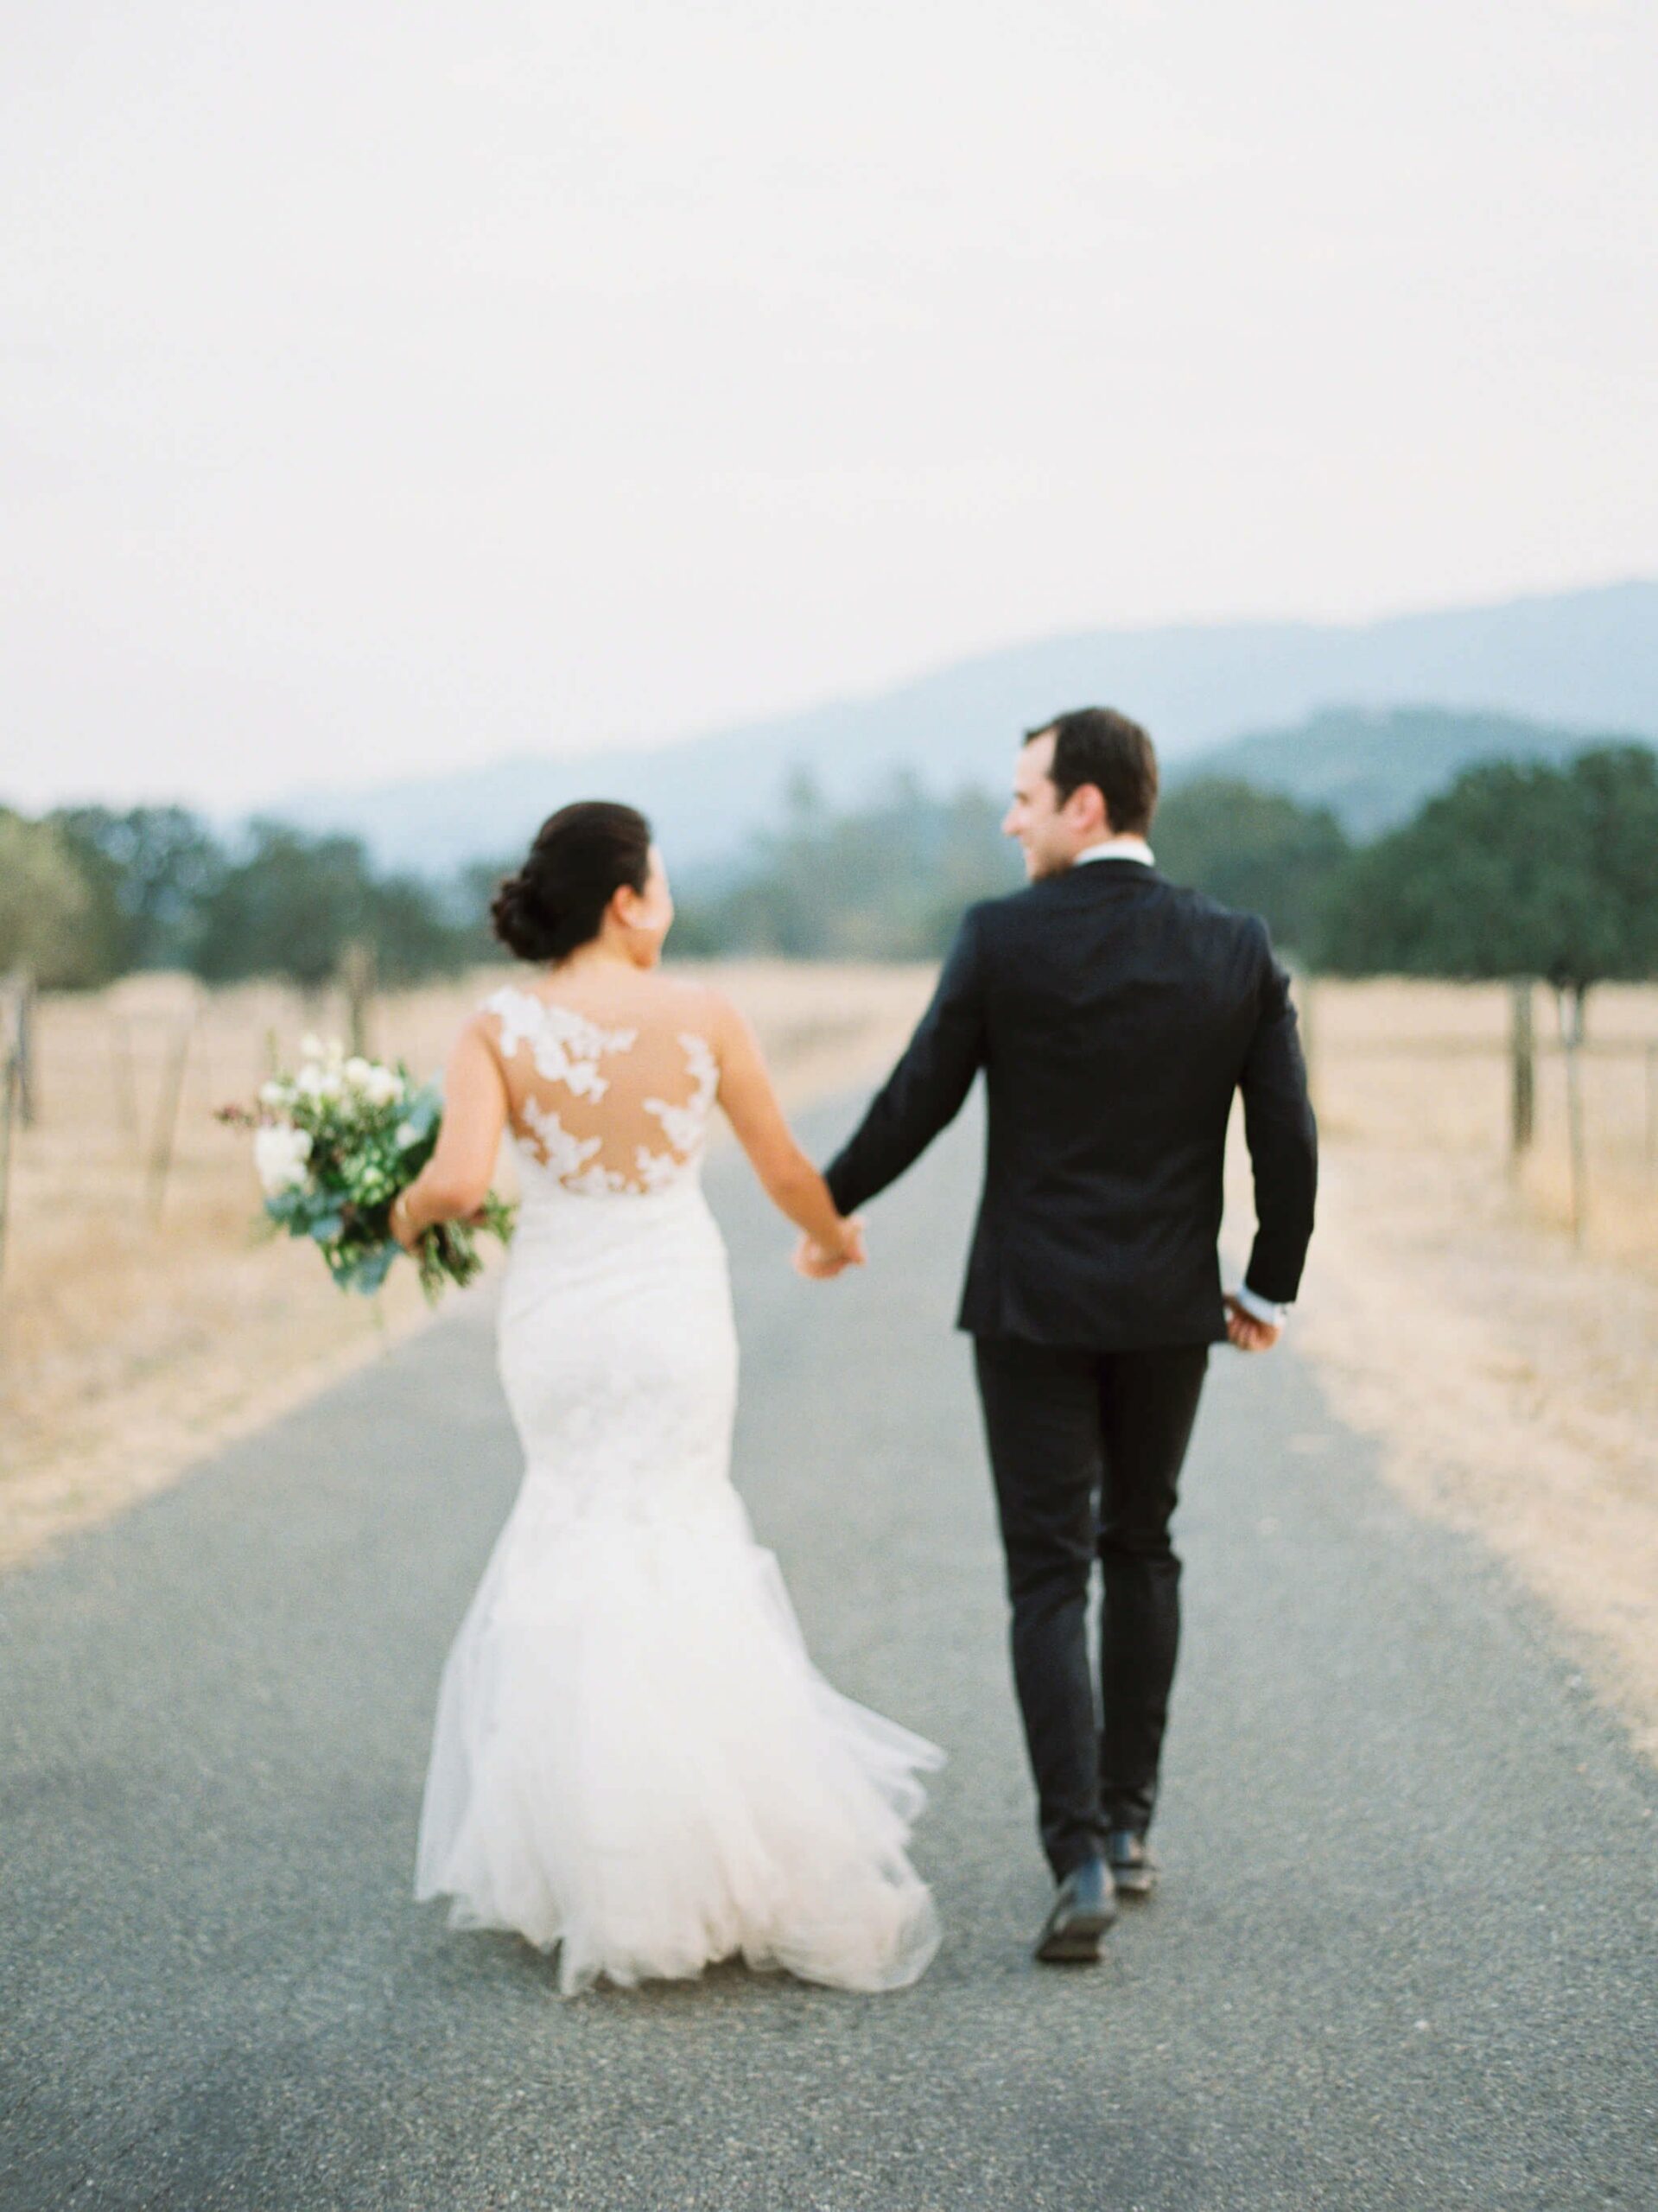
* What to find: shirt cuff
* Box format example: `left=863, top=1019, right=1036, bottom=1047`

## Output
left=1233, top=1284, right=1290, bottom=1328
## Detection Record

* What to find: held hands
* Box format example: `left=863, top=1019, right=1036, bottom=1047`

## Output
left=792, top=1217, right=868, bottom=1281
left=1223, top=1294, right=1282, bottom=1354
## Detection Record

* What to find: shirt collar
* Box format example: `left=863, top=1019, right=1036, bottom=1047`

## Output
left=1073, top=835, right=1155, bottom=868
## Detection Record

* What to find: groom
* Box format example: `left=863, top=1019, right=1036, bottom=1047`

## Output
left=800, top=709, right=1317, bottom=1962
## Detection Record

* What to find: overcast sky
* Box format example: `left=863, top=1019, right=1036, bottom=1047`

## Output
left=3, top=0, right=1654, bottom=814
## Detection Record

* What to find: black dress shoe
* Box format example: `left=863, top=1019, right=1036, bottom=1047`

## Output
left=1033, top=1856, right=1118, bottom=1963
left=1106, top=1829, right=1158, bottom=1899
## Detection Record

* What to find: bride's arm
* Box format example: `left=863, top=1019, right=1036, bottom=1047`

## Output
left=391, top=1018, right=509, bottom=1248
left=708, top=993, right=863, bottom=1265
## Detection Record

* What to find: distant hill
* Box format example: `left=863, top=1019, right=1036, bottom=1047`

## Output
left=1171, top=706, right=1656, bottom=839
left=267, top=581, right=1658, bottom=874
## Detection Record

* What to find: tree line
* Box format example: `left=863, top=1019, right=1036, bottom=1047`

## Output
left=3, top=745, right=1655, bottom=1020
left=0, top=809, right=499, bottom=993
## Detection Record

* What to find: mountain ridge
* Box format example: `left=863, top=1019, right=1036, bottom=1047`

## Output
left=264, top=580, right=1658, bottom=874
left=1166, top=704, right=1655, bottom=839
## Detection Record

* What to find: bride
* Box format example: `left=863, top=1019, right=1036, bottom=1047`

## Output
left=392, top=800, right=942, bottom=1997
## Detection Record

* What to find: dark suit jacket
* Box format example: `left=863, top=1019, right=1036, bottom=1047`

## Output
left=824, top=860, right=1318, bottom=1350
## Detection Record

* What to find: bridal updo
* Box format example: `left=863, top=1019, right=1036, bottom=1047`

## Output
left=491, top=801, right=654, bottom=963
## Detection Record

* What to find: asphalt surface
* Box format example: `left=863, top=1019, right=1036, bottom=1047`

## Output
left=3, top=1095, right=1655, bottom=2212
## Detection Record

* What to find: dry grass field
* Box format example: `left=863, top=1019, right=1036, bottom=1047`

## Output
left=0, top=961, right=933, bottom=1570
left=1242, top=976, right=1658, bottom=1760
left=1303, top=976, right=1658, bottom=1266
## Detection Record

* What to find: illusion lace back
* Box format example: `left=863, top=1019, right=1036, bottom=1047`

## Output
left=483, top=983, right=721, bottom=1198
left=414, top=983, right=943, bottom=1996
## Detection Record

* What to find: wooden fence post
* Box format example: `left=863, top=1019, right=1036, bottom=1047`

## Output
left=146, top=1007, right=197, bottom=1227
left=1555, top=983, right=1589, bottom=1247
left=1509, top=979, right=1535, bottom=1173
left=340, top=939, right=377, bottom=1059
left=110, top=1013, right=143, bottom=1163
left=4, top=968, right=35, bottom=1128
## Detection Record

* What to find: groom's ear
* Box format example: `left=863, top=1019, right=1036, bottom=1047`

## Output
left=1065, top=781, right=1112, bottom=837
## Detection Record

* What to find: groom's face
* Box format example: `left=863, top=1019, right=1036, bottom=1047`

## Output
left=1004, top=731, right=1104, bottom=880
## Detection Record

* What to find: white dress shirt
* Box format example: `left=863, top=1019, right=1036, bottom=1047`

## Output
left=1073, top=835, right=1157, bottom=868
left=1069, top=833, right=1289, bottom=1329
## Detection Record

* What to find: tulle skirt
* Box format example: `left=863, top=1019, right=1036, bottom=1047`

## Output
left=414, top=1179, right=943, bottom=1996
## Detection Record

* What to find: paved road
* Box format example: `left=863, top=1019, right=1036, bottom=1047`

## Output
left=3, top=1097, right=1655, bottom=2212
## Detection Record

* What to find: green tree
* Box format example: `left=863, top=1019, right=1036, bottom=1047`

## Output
left=1317, top=746, right=1658, bottom=1008
left=191, top=822, right=463, bottom=988
left=1153, top=779, right=1350, bottom=952
left=50, top=804, right=226, bottom=972
left=1318, top=744, right=1658, bottom=1242
left=192, top=822, right=372, bottom=988
left=677, top=777, right=1020, bottom=960
left=0, top=810, right=110, bottom=988
left=364, top=871, right=471, bottom=985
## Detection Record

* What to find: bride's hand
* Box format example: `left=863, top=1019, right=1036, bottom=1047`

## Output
left=792, top=1217, right=867, bottom=1280
left=792, top=1236, right=840, bottom=1280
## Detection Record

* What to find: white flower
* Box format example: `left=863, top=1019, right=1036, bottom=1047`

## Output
left=298, top=1033, right=346, bottom=1074
left=295, top=1064, right=342, bottom=1101
left=342, top=1055, right=404, bottom=1109
left=254, top=1123, right=314, bottom=1196
left=257, top=1078, right=291, bottom=1107
left=359, top=1063, right=404, bottom=1108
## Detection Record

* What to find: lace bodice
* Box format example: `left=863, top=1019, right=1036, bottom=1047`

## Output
left=482, top=984, right=721, bottom=1198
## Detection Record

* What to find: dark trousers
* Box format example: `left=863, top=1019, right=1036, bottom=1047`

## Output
left=973, top=1336, right=1210, bottom=1878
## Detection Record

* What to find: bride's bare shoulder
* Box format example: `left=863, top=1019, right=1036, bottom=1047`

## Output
left=652, top=972, right=735, bottom=1030
left=469, top=978, right=531, bottom=1039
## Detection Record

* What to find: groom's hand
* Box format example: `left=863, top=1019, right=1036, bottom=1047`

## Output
left=1223, top=1294, right=1281, bottom=1353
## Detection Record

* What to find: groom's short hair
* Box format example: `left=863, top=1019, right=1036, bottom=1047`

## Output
left=1026, top=709, right=1159, bottom=835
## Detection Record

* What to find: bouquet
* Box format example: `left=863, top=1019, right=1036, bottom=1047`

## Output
left=218, top=1035, right=515, bottom=1302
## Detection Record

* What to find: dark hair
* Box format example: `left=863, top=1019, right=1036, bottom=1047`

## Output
left=491, top=800, right=653, bottom=963
left=1024, top=708, right=1159, bottom=835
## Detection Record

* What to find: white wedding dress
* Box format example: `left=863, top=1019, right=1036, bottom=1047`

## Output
left=414, top=983, right=943, bottom=1996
